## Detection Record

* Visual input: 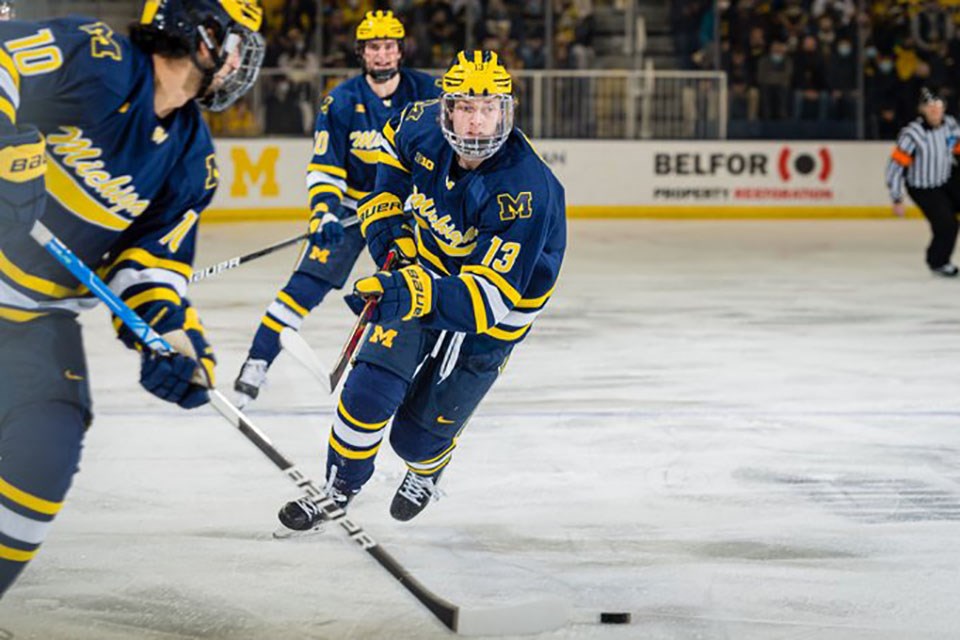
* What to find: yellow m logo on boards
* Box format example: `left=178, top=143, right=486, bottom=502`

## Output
left=496, top=192, right=533, bottom=221
left=230, top=146, right=280, bottom=198
left=369, top=325, right=397, bottom=348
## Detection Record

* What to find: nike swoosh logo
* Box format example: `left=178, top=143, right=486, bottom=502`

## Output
left=437, top=416, right=455, bottom=424
left=64, top=369, right=84, bottom=381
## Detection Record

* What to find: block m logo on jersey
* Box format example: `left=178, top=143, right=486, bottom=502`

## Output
left=497, top=192, right=533, bottom=221
left=230, top=146, right=280, bottom=198
left=369, top=325, right=397, bottom=348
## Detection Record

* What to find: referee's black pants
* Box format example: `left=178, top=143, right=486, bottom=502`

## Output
left=907, top=183, right=959, bottom=268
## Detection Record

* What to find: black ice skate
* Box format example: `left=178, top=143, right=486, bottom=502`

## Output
left=277, top=489, right=354, bottom=533
left=390, top=469, right=443, bottom=521
left=931, top=263, right=959, bottom=278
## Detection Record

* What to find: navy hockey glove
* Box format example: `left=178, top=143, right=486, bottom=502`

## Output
left=133, top=305, right=216, bottom=410
left=0, top=125, right=47, bottom=231
left=308, top=211, right=344, bottom=247
left=358, top=193, right=417, bottom=268
left=347, top=264, right=433, bottom=323
left=140, top=351, right=209, bottom=409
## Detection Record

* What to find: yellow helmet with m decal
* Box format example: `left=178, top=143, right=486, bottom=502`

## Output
left=355, top=10, right=406, bottom=83
left=441, top=51, right=515, bottom=162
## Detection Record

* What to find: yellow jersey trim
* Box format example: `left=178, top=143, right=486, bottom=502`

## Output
left=277, top=291, right=308, bottom=317
left=0, top=305, right=45, bottom=322
left=0, top=544, right=37, bottom=563
left=109, top=248, right=192, bottom=279
left=460, top=264, right=522, bottom=305
left=307, top=163, right=347, bottom=178
left=0, top=250, right=83, bottom=298
left=329, top=434, right=381, bottom=459
left=459, top=274, right=488, bottom=333
left=0, top=475, right=62, bottom=515
left=338, top=398, right=389, bottom=430
left=46, top=155, right=131, bottom=231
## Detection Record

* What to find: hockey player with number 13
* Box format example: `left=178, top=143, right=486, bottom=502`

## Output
left=278, top=50, right=567, bottom=531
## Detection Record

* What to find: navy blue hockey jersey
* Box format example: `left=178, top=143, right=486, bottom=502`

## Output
left=0, top=18, right=217, bottom=326
left=306, top=69, right=439, bottom=218
left=373, top=100, right=566, bottom=342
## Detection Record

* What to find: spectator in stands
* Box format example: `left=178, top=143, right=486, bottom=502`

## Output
left=757, top=40, right=793, bottom=120
left=519, top=27, right=546, bottom=69
left=728, top=47, right=757, bottom=120
left=281, top=0, right=317, bottom=48
left=793, top=34, right=826, bottom=120
left=826, top=36, right=858, bottom=120
left=866, top=50, right=902, bottom=138
left=265, top=75, right=306, bottom=135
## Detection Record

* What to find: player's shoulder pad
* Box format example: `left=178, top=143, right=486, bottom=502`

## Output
left=327, top=75, right=366, bottom=108
left=38, top=17, right=138, bottom=113
left=391, top=99, right=440, bottom=149
left=471, top=131, right=564, bottom=216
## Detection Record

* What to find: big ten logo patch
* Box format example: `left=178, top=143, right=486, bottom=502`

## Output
left=369, top=325, right=397, bottom=348
left=309, top=246, right=330, bottom=263
left=230, top=146, right=280, bottom=198
left=415, top=152, right=434, bottom=171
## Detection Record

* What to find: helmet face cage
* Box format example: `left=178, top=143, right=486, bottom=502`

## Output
left=197, top=25, right=265, bottom=111
left=139, top=0, right=265, bottom=111
left=440, top=93, right=514, bottom=162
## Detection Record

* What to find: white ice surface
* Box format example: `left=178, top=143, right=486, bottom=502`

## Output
left=3, top=220, right=960, bottom=639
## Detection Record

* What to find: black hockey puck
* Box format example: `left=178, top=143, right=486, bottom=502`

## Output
left=599, top=612, right=631, bottom=624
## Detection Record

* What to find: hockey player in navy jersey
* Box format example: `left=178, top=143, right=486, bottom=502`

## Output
left=277, top=50, right=567, bottom=530
left=0, top=0, right=264, bottom=596
left=233, top=10, right=440, bottom=407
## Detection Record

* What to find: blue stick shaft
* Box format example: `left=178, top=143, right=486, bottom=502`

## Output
left=29, top=222, right=173, bottom=354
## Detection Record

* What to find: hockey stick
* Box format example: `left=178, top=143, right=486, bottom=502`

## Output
left=328, top=250, right=398, bottom=392
left=29, top=222, right=567, bottom=636
left=191, top=216, right=361, bottom=283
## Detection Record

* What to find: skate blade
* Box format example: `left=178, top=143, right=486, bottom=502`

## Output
left=272, top=522, right=327, bottom=539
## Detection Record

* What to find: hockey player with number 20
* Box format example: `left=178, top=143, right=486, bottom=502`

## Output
left=233, top=10, right=440, bottom=408
left=0, top=0, right=264, bottom=596
left=278, top=50, right=567, bottom=531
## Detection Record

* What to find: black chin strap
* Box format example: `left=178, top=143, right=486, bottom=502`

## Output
left=192, top=27, right=226, bottom=102
left=367, top=68, right=399, bottom=83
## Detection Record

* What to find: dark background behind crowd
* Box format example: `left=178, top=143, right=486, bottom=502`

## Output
left=197, top=0, right=960, bottom=139
left=675, top=0, right=960, bottom=139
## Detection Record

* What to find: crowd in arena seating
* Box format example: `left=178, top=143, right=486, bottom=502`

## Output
left=675, top=0, right=960, bottom=139
left=206, top=0, right=598, bottom=136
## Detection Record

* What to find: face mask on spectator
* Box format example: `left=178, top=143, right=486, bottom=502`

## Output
left=865, top=46, right=878, bottom=59
left=771, top=52, right=785, bottom=63
left=838, top=44, right=852, bottom=56
left=878, top=60, right=893, bottom=72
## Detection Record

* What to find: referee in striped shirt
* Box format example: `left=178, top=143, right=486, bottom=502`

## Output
left=886, top=88, right=960, bottom=276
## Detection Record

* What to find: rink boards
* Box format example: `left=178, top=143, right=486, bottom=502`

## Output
left=205, top=139, right=910, bottom=221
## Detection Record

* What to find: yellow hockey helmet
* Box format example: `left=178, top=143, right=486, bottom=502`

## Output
left=442, top=50, right=512, bottom=96
left=440, top=51, right=515, bottom=162
left=355, top=10, right=405, bottom=82
left=355, top=10, right=405, bottom=42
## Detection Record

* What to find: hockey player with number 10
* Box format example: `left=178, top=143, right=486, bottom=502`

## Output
left=0, top=0, right=264, bottom=596
left=278, top=50, right=567, bottom=531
